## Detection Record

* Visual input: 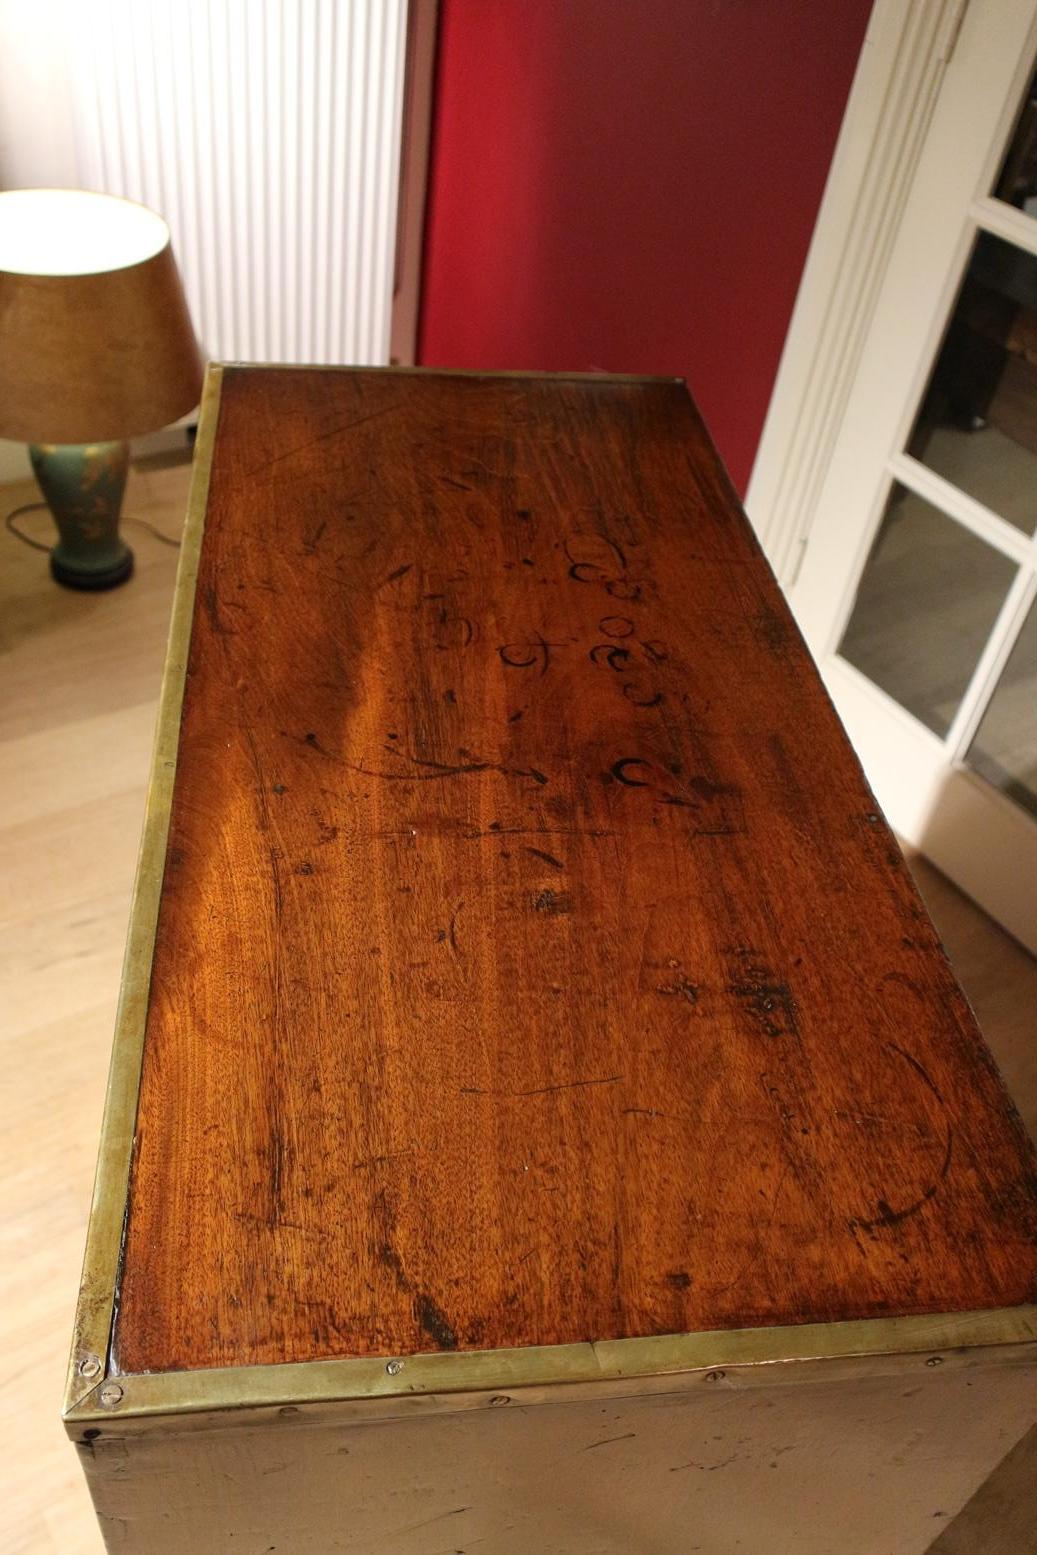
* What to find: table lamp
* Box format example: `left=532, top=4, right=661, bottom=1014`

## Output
left=0, top=188, right=204, bottom=589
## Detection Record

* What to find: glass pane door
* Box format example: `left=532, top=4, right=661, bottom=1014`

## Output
left=835, top=74, right=1037, bottom=839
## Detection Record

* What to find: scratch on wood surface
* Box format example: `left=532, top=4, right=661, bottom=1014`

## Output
left=448, top=899, right=465, bottom=957
left=395, top=1505, right=471, bottom=1536
left=524, top=846, right=565, bottom=870
left=462, top=1077, right=621, bottom=1098
left=242, top=403, right=399, bottom=479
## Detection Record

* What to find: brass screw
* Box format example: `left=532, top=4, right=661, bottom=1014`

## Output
left=489, top=1394, right=511, bottom=1406
left=78, top=1356, right=102, bottom=1379
left=99, top=1383, right=124, bottom=1407
left=926, top=1356, right=944, bottom=1368
left=386, top=1360, right=403, bottom=1376
left=705, top=1370, right=726, bottom=1383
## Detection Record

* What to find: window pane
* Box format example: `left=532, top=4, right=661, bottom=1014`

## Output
left=967, top=601, right=1037, bottom=821
left=907, top=233, right=1037, bottom=535
left=994, top=66, right=1037, bottom=214
left=838, top=485, right=1017, bottom=738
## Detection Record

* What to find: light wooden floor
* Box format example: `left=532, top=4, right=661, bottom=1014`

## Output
left=1, top=457, right=1035, bottom=1554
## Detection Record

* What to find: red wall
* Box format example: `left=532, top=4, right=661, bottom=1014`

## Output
left=418, top=0, right=872, bottom=494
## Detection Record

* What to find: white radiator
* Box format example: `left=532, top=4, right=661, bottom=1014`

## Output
left=64, top=0, right=409, bottom=366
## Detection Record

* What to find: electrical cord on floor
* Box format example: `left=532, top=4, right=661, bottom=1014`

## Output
left=5, top=501, right=182, bottom=551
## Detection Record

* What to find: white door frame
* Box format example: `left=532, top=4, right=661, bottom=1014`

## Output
left=748, top=0, right=1037, bottom=952
left=746, top=0, right=970, bottom=585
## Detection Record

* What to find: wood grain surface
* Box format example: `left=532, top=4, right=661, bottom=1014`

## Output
left=113, top=368, right=1037, bottom=1375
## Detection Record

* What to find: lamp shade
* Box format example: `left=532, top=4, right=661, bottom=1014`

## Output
left=0, top=189, right=204, bottom=444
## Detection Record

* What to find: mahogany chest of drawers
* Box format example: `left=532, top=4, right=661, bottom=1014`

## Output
left=66, top=365, right=1037, bottom=1553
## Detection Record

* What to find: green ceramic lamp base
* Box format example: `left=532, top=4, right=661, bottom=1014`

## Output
left=29, top=440, right=134, bottom=591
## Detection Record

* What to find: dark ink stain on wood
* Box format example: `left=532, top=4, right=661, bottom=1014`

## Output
left=434, top=612, right=475, bottom=650
left=525, top=846, right=565, bottom=871
left=656, top=975, right=699, bottom=1005
left=358, top=757, right=491, bottom=782
left=564, top=532, right=627, bottom=573
left=728, top=953, right=798, bottom=1039
left=268, top=1129, right=286, bottom=1227
left=855, top=1133, right=955, bottom=1234
left=499, top=635, right=553, bottom=676
left=310, top=810, right=338, bottom=845
left=302, top=519, right=327, bottom=555
left=590, top=643, right=632, bottom=671
left=611, top=757, right=653, bottom=787
left=531, top=888, right=572, bottom=915
left=272, top=783, right=287, bottom=795
left=200, top=581, right=234, bottom=639
left=687, top=776, right=739, bottom=802
left=378, top=1241, right=408, bottom=1287
left=753, top=607, right=791, bottom=656
left=622, top=683, right=663, bottom=708
left=415, top=1291, right=459, bottom=1349
left=301, top=730, right=339, bottom=761
left=352, top=1150, right=414, bottom=1171
left=599, top=614, right=634, bottom=638
left=666, top=1271, right=692, bottom=1289
left=386, top=563, right=414, bottom=584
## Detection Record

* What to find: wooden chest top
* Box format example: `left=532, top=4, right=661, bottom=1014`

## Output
left=111, top=366, right=1037, bottom=1378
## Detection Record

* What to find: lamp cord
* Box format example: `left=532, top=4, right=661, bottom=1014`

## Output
left=5, top=501, right=182, bottom=552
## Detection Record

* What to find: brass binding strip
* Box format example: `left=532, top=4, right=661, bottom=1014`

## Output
left=219, top=361, right=686, bottom=385
left=63, top=363, right=224, bottom=1412
left=66, top=1304, right=1037, bottom=1427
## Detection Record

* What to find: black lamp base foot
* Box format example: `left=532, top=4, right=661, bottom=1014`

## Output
left=50, top=548, right=135, bottom=591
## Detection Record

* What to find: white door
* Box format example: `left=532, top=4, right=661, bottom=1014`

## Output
left=787, top=0, right=1037, bottom=953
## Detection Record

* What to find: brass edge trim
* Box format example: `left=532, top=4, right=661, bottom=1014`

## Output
left=65, top=1305, right=1037, bottom=1427
left=62, top=364, right=224, bottom=1413
left=217, top=360, right=685, bottom=385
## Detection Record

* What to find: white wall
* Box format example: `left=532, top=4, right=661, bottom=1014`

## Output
left=0, top=0, right=409, bottom=484
left=0, top=0, right=77, bottom=480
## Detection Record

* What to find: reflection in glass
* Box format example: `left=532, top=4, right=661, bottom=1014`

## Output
left=839, top=485, right=1016, bottom=738
left=908, top=233, right=1037, bottom=535
left=995, top=67, right=1037, bottom=213
left=968, top=601, right=1037, bottom=821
